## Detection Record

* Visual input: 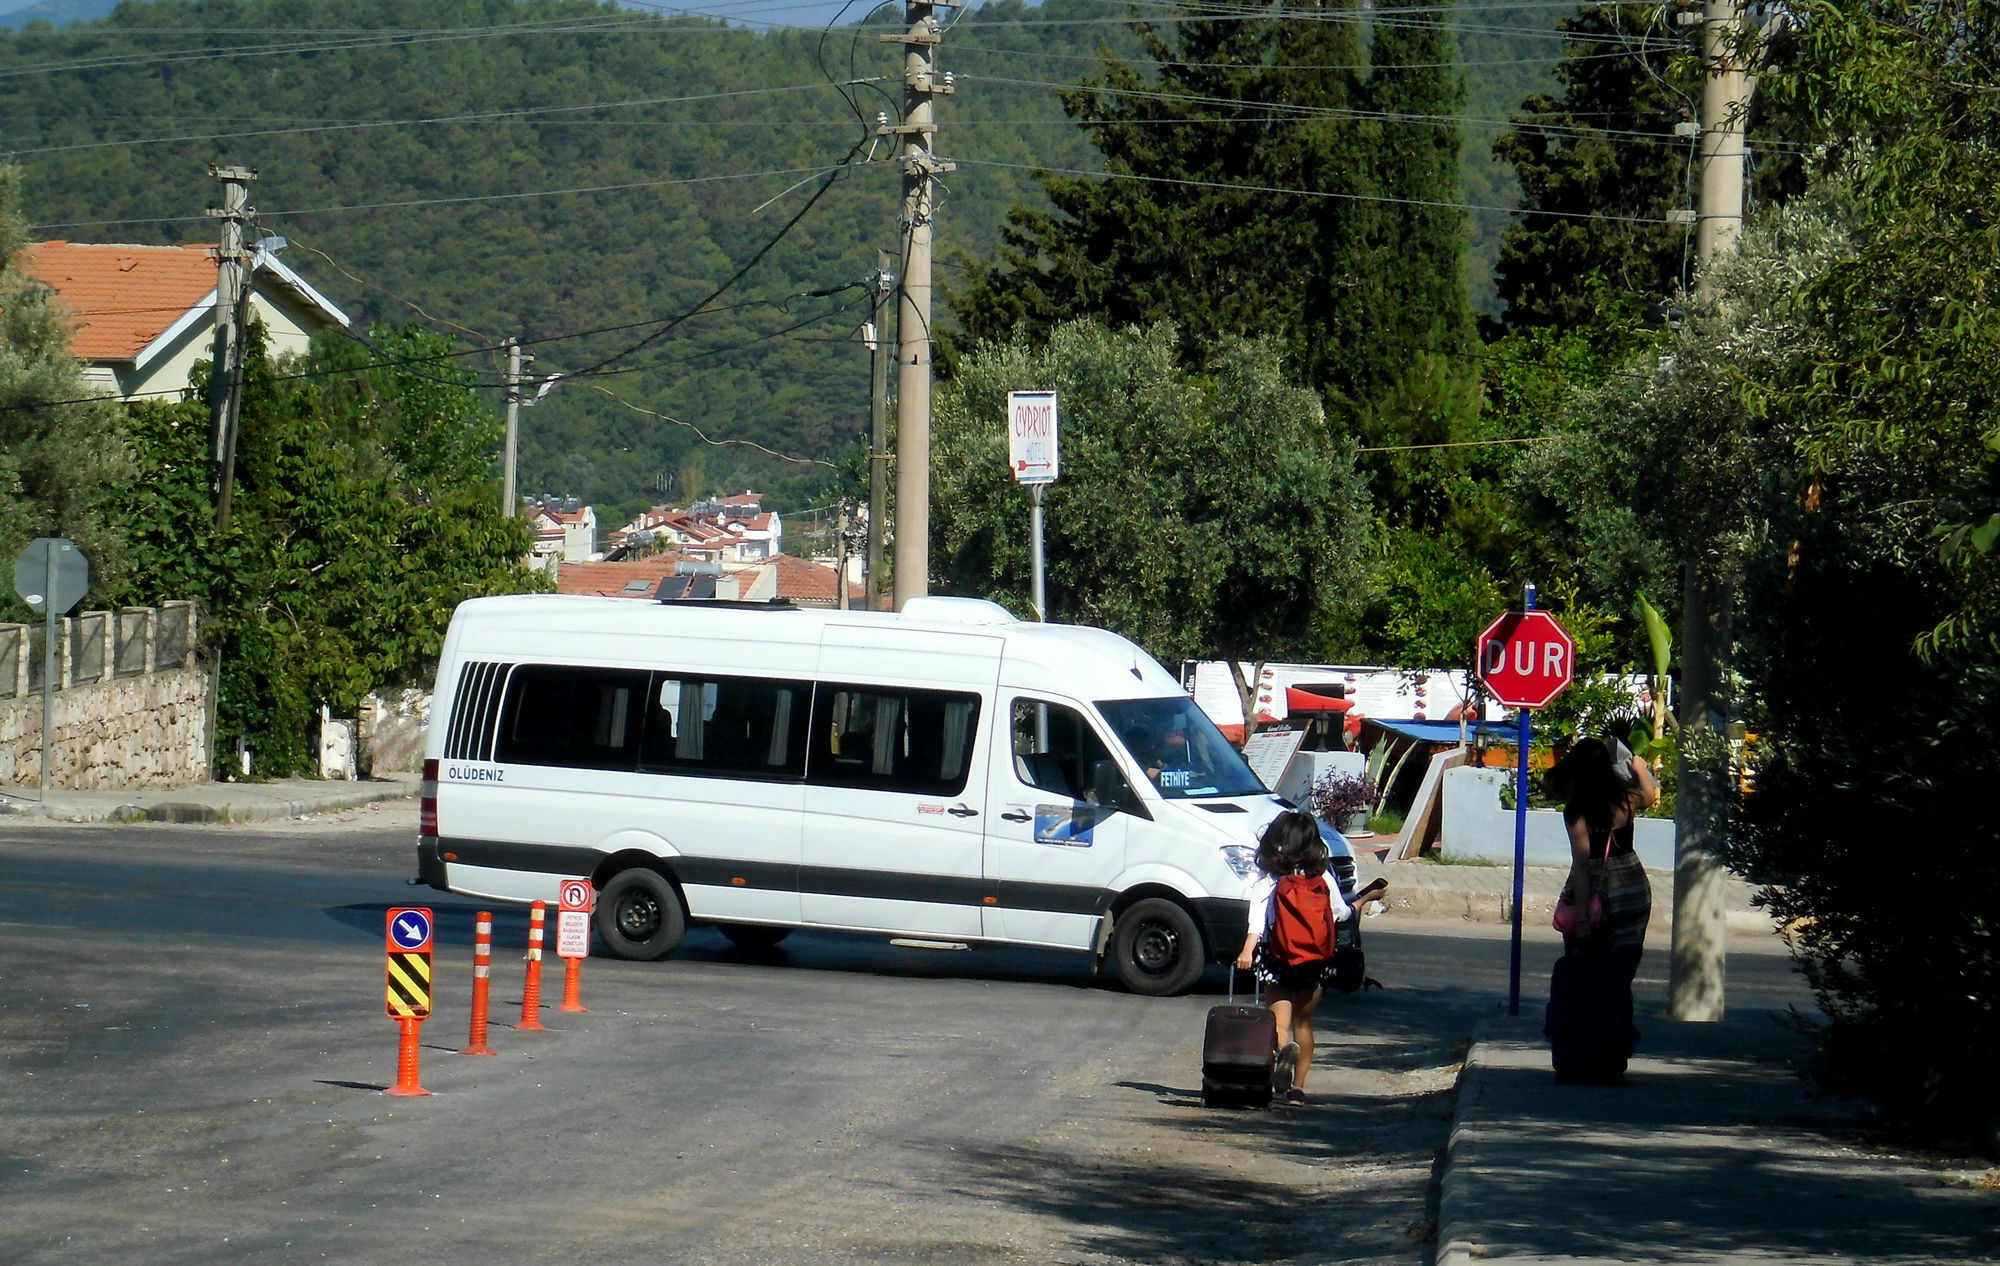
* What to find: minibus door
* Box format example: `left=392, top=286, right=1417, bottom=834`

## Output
left=982, top=695, right=1130, bottom=950
left=801, top=627, right=1002, bottom=938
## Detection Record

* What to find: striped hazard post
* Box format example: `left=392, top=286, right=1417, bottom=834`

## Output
left=383, top=907, right=434, bottom=1096
left=518, top=900, right=547, bottom=1032
left=460, top=911, right=496, bottom=1056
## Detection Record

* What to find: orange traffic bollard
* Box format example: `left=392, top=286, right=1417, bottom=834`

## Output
left=518, top=900, right=547, bottom=1032
left=385, top=1016, right=430, bottom=1096
left=558, top=956, right=586, bottom=1013
left=461, top=911, right=496, bottom=1055
left=383, top=906, right=434, bottom=1096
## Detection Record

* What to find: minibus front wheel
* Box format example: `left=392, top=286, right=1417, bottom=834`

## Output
left=596, top=867, right=688, bottom=961
left=1110, top=897, right=1206, bottom=996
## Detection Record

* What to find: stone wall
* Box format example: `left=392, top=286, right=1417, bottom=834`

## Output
left=358, top=687, right=430, bottom=775
left=0, top=603, right=210, bottom=790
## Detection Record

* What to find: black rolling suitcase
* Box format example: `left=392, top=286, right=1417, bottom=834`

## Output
left=1544, top=947, right=1637, bottom=1084
left=1201, top=970, right=1277, bottom=1108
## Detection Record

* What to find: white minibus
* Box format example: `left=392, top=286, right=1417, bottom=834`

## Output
left=413, top=594, right=1359, bottom=994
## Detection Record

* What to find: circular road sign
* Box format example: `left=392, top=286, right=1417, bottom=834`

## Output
left=1476, top=609, right=1575, bottom=710
left=558, top=879, right=592, bottom=912
left=388, top=908, right=433, bottom=951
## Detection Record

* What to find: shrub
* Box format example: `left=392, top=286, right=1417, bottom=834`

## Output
left=1308, top=770, right=1374, bottom=823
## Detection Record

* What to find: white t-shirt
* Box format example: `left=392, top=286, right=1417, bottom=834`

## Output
left=1246, top=870, right=1352, bottom=936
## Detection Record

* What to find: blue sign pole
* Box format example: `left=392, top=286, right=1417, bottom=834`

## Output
left=1507, top=582, right=1537, bottom=1017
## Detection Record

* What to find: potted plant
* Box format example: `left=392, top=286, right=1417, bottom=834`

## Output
left=1308, top=770, right=1375, bottom=836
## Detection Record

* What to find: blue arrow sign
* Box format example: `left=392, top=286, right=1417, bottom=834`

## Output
left=390, top=909, right=432, bottom=950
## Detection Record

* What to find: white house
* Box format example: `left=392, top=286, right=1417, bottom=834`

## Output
left=609, top=491, right=783, bottom=563
left=524, top=497, right=597, bottom=563
left=22, top=240, right=349, bottom=401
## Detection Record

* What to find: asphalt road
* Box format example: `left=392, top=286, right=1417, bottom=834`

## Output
left=0, top=815, right=1811, bottom=1266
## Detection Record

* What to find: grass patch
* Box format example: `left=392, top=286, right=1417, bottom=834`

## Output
left=1416, top=851, right=1500, bottom=867
left=1366, top=809, right=1404, bottom=836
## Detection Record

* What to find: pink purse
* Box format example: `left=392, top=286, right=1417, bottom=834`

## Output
left=1552, top=892, right=1605, bottom=935
left=1553, top=828, right=1611, bottom=934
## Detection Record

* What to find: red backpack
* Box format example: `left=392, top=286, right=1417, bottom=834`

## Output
left=1271, top=873, right=1338, bottom=967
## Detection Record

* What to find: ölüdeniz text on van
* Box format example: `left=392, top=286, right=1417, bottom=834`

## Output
left=413, top=594, right=1358, bottom=995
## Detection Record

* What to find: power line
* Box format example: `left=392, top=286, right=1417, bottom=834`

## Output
left=5, top=81, right=884, bottom=157
left=28, top=160, right=875, bottom=233
left=949, top=40, right=1641, bottom=72
left=955, top=158, right=1673, bottom=225
left=578, top=382, right=838, bottom=468
left=958, top=72, right=1777, bottom=151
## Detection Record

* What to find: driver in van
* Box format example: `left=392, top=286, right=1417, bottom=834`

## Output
left=1141, top=716, right=1195, bottom=788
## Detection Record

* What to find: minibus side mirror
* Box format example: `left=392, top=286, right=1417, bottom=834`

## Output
left=1092, top=760, right=1152, bottom=821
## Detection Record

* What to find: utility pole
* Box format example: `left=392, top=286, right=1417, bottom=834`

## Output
left=835, top=500, right=852, bottom=610
left=502, top=338, right=529, bottom=516
left=867, top=250, right=896, bottom=612
left=1694, top=0, right=1755, bottom=300
left=207, top=163, right=256, bottom=533
left=882, top=0, right=954, bottom=611
left=1669, top=0, right=1755, bottom=1023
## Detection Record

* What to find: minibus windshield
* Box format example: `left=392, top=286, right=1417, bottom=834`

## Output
left=1097, top=696, right=1267, bottom=799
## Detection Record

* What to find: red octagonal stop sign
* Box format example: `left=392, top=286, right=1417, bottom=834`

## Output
left=1476, top=610, right=1575, bottom=709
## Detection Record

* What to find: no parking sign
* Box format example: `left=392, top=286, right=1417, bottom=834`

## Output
left=556, top=878, right=592, bottom=960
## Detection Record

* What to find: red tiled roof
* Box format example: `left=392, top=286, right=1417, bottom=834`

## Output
left=20, top=241, right=216, bottom=363
left=769, top=554, right=863, bottom=605
left=719, top=493, right=762, bottom=506
left=555, top=557, right=687, bottom=597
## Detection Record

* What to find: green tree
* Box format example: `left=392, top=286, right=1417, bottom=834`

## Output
left=1711, top=1, right=2000, bottom=1137
left=1490, top=3, right=1696, bottom=330
left=0, top=162, right=133, bottom=612
left=949, top=5, right=1476, bottom=438
left=117, top=324, right=540, bottom=776
left=930, top=320, right=1370, bottom=727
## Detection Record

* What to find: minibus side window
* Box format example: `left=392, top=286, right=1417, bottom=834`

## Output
left=1009, top=699, right=1113, bottom=802
left=638, top=674, right=809, bottom=779
left=492, top=665, right=648, bottom=771
left=808, top=684, right=982, bottom=796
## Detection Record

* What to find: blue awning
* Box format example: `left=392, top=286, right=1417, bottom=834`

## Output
left=1358, top=718, right=1477, bottom=746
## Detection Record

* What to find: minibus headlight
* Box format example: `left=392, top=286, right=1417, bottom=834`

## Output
left=1220, top=845, right=1257, bottom=878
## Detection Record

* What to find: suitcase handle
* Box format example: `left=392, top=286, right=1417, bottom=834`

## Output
left=1227, top=964, right=1263, bottom=1007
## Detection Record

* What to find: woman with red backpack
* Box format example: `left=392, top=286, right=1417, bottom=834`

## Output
left=1234, top=810, right=1370, bottom=1105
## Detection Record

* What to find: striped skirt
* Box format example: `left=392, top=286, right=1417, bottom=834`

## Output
left=1562, top=850, right=1652, bottom=956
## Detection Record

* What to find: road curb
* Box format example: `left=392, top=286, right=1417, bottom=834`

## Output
left=0, top=780, right=417, bottom=824
left=139, top=782, right=415, bottom=823
left=1437, top=1015, right=1514, bottom=1266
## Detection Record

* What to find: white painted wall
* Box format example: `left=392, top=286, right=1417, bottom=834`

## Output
left=1440, top=765, right=1673, bottom=872
left=1275, top=748, right=1366, bottom=805
left=120, top=286, right=325, bottom=401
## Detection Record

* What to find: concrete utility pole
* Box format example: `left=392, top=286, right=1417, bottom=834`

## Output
left=867, top=250, right=896, bottom=612
left=502, top=338, right=529, bottom=516
left=207, top=163, right=256, bottom=533
left=882, top=0, right=954, bottom=611
left=1694, top=0, right=1756, bottom=300
left=1669, top=0, right=1755, bottom=1023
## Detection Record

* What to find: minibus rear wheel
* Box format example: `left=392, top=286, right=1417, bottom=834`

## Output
left=1110, top=897, right=1205, bottom=996
left=596, top=868, right=687, bottom=961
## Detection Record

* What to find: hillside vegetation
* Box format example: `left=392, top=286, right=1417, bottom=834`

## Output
left=4, top=0, right=1556, bottom=512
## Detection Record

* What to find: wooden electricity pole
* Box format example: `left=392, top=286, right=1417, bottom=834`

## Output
left=207, top=163, right=256, bottom=532
left=867, top=250, right=895, bottom=612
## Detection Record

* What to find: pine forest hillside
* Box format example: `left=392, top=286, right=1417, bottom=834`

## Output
left=4, top=0, right=1559, bottom=514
